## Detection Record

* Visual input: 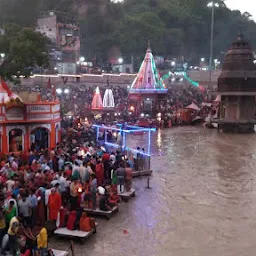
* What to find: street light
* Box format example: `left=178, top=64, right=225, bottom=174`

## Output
left=118, top=57, right=123, bottom=64
left=207, top=1, right=219, bottom=89
left=79, top=56, right=85, bottom=62
left=56, top=88, right=62, bottom=94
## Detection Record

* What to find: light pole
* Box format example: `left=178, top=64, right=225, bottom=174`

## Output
left=207, top=1, right=219, bottom=90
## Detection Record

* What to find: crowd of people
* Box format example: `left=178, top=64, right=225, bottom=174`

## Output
left=0, top=122, right=136, bottom=256
left=12, top=82, right=210, bottom=119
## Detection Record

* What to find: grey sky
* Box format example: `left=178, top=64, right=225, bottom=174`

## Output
left=226, top=0, right=256, bottom=20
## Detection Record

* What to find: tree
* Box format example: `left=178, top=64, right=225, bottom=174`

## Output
left=1, top=0, right=256, bottom=65
left=0, top=24, right=49, bottom=82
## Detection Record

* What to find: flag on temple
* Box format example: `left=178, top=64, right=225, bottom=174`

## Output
left=0, top=78, right=12, bottom=97
left=91, top=86, right=103, bottom=110
left=48, top=78, right=56, bottom=99
left=48, top=78, right=51, bottom=89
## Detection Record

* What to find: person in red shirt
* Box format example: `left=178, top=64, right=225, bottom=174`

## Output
left=95, top=160, right=104, bottom=187
left=108, top=190, right=120, bottom=208
left=48, top=188, right=62, bottom=224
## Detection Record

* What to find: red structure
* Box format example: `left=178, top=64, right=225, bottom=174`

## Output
left=91, top=86, right=103, bottom=111
left=0, top=79, right=61, bottom=154
left=129, top=43, right=168, bottom=117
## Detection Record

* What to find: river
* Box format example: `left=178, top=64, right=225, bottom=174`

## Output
left=52, top=127, right=256, bottom=256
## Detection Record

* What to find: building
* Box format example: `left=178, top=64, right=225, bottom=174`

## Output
left=0, top=79, right=61, bottom=154
left=112, top=64, right=134, bottom=74
left=217, top=34, right=256, bottom=133
left=36, top=11, right=80, bottom=74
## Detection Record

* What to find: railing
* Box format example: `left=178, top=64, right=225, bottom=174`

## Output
left=125, top=149, right=151, bottom=172
left=100, top=142, right=151, bottom=173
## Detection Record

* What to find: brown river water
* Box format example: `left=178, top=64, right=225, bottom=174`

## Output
left=51, top=127, right=256, bottom=256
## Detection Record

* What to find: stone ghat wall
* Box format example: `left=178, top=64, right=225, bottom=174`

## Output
left=9, top=70, right=221, bottom=89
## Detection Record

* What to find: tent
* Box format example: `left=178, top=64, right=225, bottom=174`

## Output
left=185, top=103, right=200, bottom=111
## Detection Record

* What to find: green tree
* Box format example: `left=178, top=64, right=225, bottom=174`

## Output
left=0, top=24, right=49, bottom=82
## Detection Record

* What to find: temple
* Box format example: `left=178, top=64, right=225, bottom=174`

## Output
left=103, top=89, right=115, bottom=109
left=129, top=42, right=168, bottom=117
left=91, top=86, right=103, bottom=111
left=0, top=79, right=61, bottom=154
left=217, top=33, right=256, bottom=133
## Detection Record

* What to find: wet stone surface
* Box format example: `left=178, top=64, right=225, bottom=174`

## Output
left=51, top=127, right=256, bottom=256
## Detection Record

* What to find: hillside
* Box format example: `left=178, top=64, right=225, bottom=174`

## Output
left=0, top=0, right=256, bottom=64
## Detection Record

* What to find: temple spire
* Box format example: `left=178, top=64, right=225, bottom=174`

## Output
left=130, top=42, right=167, bottom=92
left=147, top=40, right=151, bottom=53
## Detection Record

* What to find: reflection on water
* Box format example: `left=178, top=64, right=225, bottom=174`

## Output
left=157, top=129, right=162, bottom=152
left=52, top=127, right=256, bottom=256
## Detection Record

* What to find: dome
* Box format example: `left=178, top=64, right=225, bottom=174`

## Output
left=218, top=33, right=256, bottom=93
left=219, top=33, right=256, bottom=78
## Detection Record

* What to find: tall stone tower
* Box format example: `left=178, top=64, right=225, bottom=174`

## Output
left=217, top=33, right=256, bottom=133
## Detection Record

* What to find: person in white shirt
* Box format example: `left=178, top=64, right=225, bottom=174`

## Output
left=59, top=173, right=68, bottom=194
left=79, top=164, right=86, bottom=184
left=110, top=152, right=116, bottom=164
left=45, top=186, right=52, bottom=219
left=6, top=177, right=15, bottom=192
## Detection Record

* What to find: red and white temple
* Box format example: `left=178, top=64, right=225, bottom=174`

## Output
left=91, top=86, right=103, bottom=111
left=0, top=79, right=61, bottom=154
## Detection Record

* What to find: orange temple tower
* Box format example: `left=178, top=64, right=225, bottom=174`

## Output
left=0, top=79, right=61, bottom=154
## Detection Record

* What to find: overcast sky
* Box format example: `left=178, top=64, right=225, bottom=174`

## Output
left=226, top=0, right=256, bottom=20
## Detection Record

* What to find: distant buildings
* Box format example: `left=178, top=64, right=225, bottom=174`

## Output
left=36, top=11, right=80, bottom=74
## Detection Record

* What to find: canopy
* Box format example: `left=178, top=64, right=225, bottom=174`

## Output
left=186, top=103, right=200, bottom=111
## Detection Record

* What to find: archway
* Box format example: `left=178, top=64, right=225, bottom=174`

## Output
left=9, top=129, right=23, bottom=152
left=31, top=127, right=49, bottom=151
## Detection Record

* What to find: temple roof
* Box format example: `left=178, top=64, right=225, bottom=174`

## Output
left=219, top=33, right=256, bottom=79
left=130, top=42, right=167, bottom=94
left=91, top=86, right=103, bottom=110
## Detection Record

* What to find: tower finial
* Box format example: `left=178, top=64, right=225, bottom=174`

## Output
left=237, top=31, right=244, bottom=41
left=148, top=40, right=151, bottom=50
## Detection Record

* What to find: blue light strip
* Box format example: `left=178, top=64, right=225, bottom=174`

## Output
left=122, top=132, right=126, bottom=149
left=105, top=142, right=120, bottom=148
left=148, top=131, right=151, bottom=155
left=96, top=127, right=99, bottom=141
left=117, top=124, right=156, bottom=132
left=92, top=124, right=130, bottom=133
